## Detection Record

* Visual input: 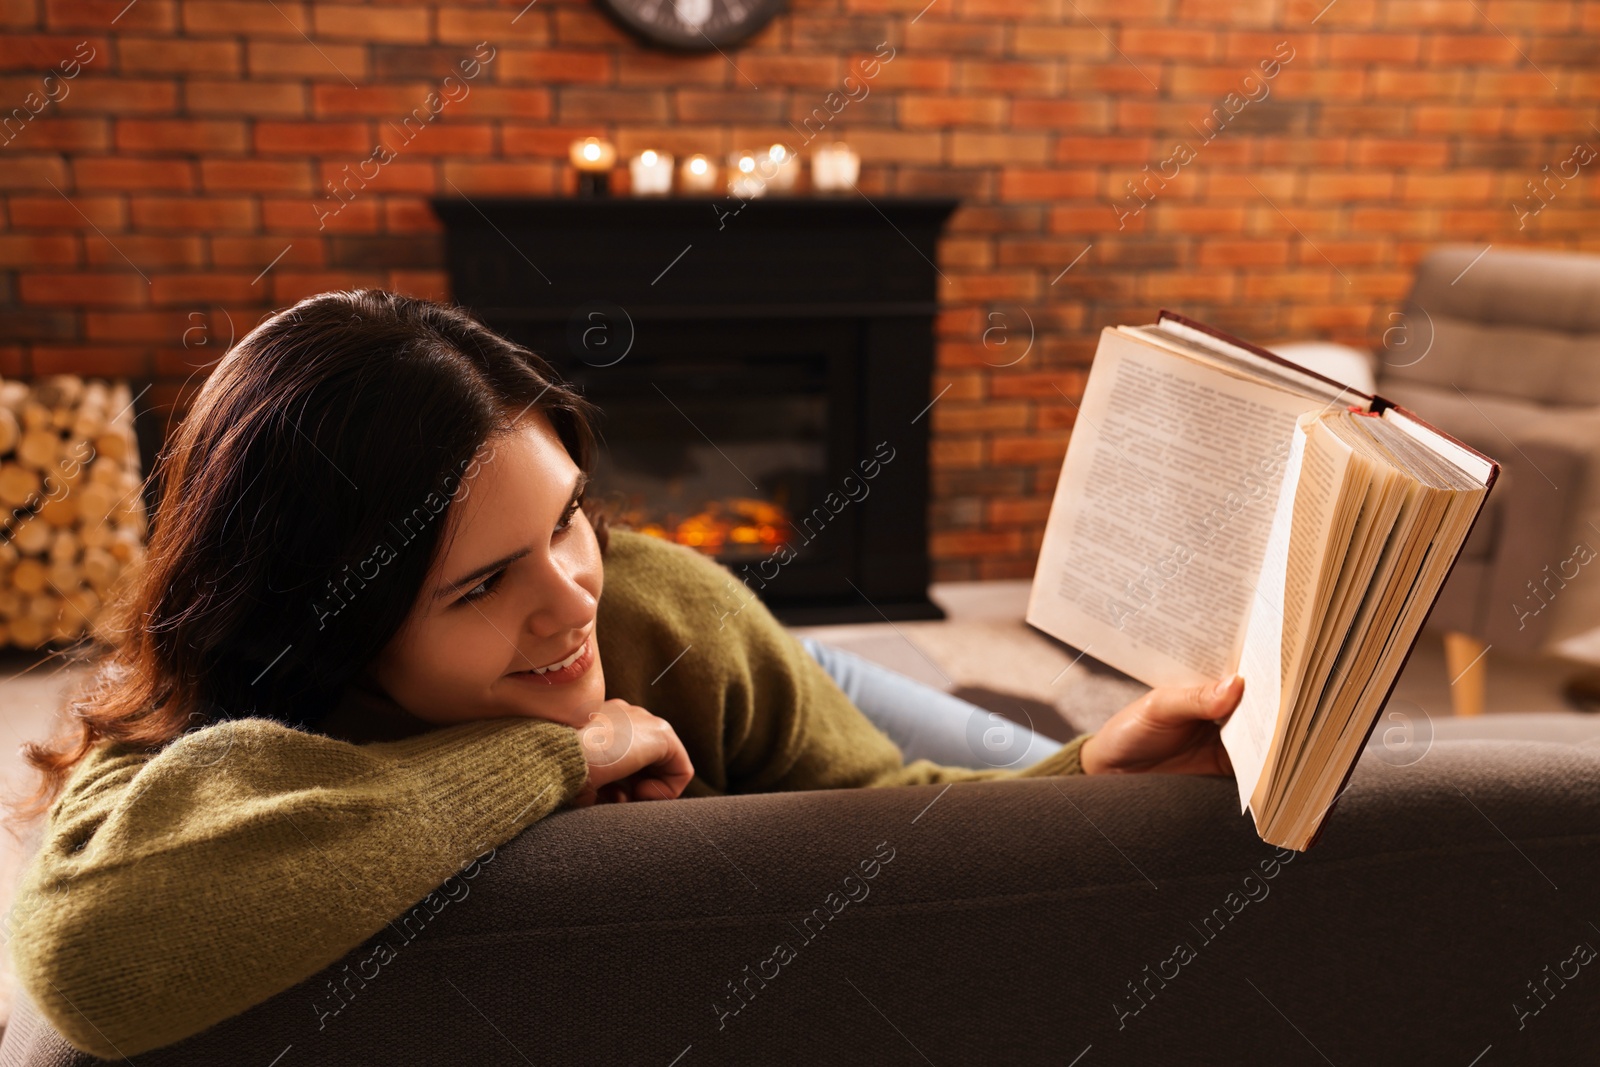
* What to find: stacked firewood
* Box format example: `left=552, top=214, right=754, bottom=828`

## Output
left=0, top=376, right=148, bottom=649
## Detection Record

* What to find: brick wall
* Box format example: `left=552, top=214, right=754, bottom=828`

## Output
left=2, top=0, right=1597, bottom=580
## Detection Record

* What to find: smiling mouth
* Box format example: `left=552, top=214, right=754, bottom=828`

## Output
left=517, top=635, right=588, bottom=676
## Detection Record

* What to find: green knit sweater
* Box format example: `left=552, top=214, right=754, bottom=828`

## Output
left=9, top=528, right=1089, bottom=1057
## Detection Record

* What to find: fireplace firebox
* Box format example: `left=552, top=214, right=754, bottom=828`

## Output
left=431, top=197, right=958, bottom=625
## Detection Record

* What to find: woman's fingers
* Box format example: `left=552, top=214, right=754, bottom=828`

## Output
left=1143, top=674, right=1243, bottom=725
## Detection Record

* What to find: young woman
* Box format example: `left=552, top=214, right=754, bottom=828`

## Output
left=7, top=291, right=1243, bottom=1058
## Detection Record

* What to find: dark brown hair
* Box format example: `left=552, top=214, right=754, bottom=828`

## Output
left=10, top=290, right=610, bottom=825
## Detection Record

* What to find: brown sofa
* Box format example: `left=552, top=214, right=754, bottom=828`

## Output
left=3, top=736, right=1598, bottom=1065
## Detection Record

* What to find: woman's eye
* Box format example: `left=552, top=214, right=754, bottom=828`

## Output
left=555, top=498, right=583, bottom=535
left=459, top=570, right=503, bottom=605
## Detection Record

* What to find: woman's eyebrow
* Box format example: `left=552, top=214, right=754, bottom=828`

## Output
left=435, top=470, right=590, bottom=601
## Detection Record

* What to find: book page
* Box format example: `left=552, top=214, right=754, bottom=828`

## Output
left=1218, top=423, right=1305, bottom=814
left=1219, top=415, right=1353, bottom=818
left=1026, top=328, right=1322, bottom=689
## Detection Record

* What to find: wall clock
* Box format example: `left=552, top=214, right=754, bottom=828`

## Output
left=595, top=0, right=787, bottom=51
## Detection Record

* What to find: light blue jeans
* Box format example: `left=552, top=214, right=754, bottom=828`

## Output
left=799, top=636, right=1064, bottom=771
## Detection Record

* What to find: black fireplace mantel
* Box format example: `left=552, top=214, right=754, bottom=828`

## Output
left=432, top=196, right=959, bottom=625
left=432, top=197, right=958, bottom=319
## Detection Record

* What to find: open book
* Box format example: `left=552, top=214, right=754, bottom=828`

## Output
left=1025, top=311, right=1499, bottom=851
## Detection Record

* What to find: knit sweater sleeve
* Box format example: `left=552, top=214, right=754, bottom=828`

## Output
left=7, top=714, right=588, bottom=1059
left=596, top=529, right=1092, bottom=796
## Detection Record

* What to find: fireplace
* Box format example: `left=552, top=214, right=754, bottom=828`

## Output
left=431, top=197, right=957, bottom=625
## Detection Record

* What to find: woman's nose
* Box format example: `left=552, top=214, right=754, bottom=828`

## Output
left=522, top=555, right=596, bottom=636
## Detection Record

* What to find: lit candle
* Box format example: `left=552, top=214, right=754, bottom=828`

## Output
left=679, top=153, right=718, bottom=193
left=570, top=136, right=617, bottom=172
left=765, top=143, right=800, bottom=192
left=629, top=149, right=674, bottom=196
left=811, top=142, right=860, bottom=192
left=569, top=136, right=616, bottom=196
left=727, top=150, right=767, bottom=199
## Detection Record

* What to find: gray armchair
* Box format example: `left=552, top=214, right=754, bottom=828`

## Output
left=3, top=738, right=1599, bottom=1065
left=1379, top=245, right=1600, bottom=657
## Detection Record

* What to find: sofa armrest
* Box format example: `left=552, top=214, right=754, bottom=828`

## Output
left=8, top=741, right=1600, bottom=1065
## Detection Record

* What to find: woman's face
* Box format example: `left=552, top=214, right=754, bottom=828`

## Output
left=367, top=410, right=606, bottom=727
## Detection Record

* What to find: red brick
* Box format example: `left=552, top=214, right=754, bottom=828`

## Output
left=907, top=20, right=1009, bottom=54
left=0, top=35, right=107, bottom=69
left=84, top=310, right=192, bottom=343
left=1325, top=32, right=1421, bottom=62
left=439, top=160, right=550, bottom=195
left=385, top=197, right=446, bottom=233
left=119, top=37, right=239, bottom=75
left=1242, top=272, right=1334, bottom=300
left=989, top=434, right=1070, bottom=465
left=85, top=234, right=203, bottom=267
left=129, top=196, right=255, bottom=230
left=740, top=55, right=841, bottom=85
left=1153, top=204, right=1248, bottom=232
left=861, top=56, right=952, bottom=90
left=149, top=273, right=260, bottom=305
left=1398, top=172, right=1494, bottom=203
left=117, top=119, right=247, bottom=153
left=1120, top=27, right=1219, bottom=60
left=1196, top=239, right=1292, bottom=266
left=55, top=78, right=176, bottom=114
left=260, top=195, right=380, bottom=232
left=183, top=1, right=310, bottom=35
left=210, top=237, right=323, bottom=268
left=1010, top=98, right=1107, bottom=129
left=998, top=168, right=1098, bottom=199
left=1413, top=105, right=1507, bottom=135
left=1383, top=0, right=1477, bottom=27
left=313, top=5, right=429, bottom=42
left=1425, top=34, right=1521, bottom=63
left=45, top=0, right=173, bottom=29
left=900, top=94, right=1006, bottom=126
left=186, top=80, right=306, bottom=117
left=932, top=401, right=1031, bottom=433
left=1142, top=272, right=1236, bottom=301
left=1305, top=172, right=1397, bottom=200
left=617, top=52, right=726, bottom=86
left=9, top=194, right=124, bottom=228
left=319, top=158, right=436, bottom=194
left=1350, top=137, right=1452, bottom=167
left=497, top=49, right=614, bottom=84
left=247, top=41, right=368, bottom=80
left=383, top=122, right=494, bottom=157
left=988, top=370, right=1089, bottom=399
left=312, top=84, right=439, bottom=117
left=1292, top=0, right=1380, bottom=28
left=202, top=158, right=315, bottom=192
left=10, top=117, right=107, bottom=150
left=75, top=156, right=195, bottom=190
left=950, top=131, right=1049, bottom=165
left=437, top=8, right=550, bottom=46
left=1051, top=204, right=1148, bottom=234
left=20, top=273, right=147, bottom=306
left=944, top=272, right=1039, bottom=301
left=1066, top=64, right=1163, bottom=97
left=956, top=59, right=1059, bottom=94
left=0, top=234, right=79, bottom=266
left=255, top=121, right=373, bottom=154
left=33, top=345, right=150, bottom=376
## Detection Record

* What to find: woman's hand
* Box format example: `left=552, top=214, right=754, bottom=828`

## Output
left=1079, top=674, right=1243, bottom=776
left=564, top=698, right=695, bottom=807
